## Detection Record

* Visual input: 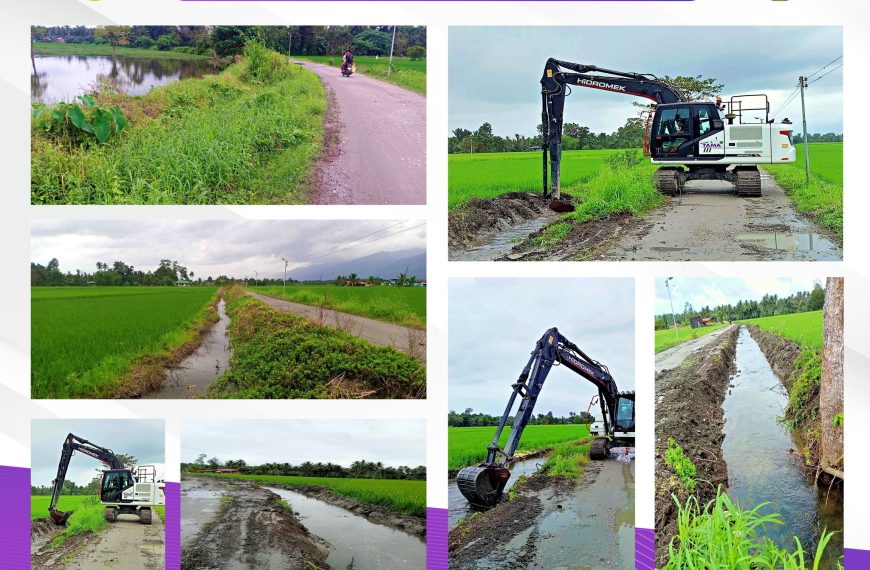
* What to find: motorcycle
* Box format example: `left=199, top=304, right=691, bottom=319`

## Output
left=341, top=61, right=356, bottom=77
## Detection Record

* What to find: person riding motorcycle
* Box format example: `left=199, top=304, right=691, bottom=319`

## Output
left=341, top=50, right=354, bottom=75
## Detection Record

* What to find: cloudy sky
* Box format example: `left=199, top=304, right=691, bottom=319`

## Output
left=181, top=420, right=426, bottom=468
left=32, top=420, right=165, bottom=487
left=449, top=26, right=842, bottom=137
left=654, top=277, right=824, bottom=316
left=449, top=279, right=634, bottom=417
left=30, top=220, right=425, bottom=280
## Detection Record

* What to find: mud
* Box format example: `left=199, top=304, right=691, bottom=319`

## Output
left=31, top=519, right=61, bottom=554
left=181, top=476, right=329, bottom=570
left=449, top=460, right=634, bottom=570
left=32, top=512, right=165, bottom=570
left=447, top=192, right=558, bottom=251
left=246, top=290, right=426, bottom=363
left=503, top=212, right=634, bottom=262
left=654, top=325, right=739, bottom=567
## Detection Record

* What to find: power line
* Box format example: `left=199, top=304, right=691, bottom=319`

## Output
left=805, top=55, right=842, bottom=81
left=290, top=221, right=408, bottom=264
left=808, top=63, right=843, bottom=86
left=771, top=85, right=801, bottom=118
left=290, top=222, right=426, bottom=267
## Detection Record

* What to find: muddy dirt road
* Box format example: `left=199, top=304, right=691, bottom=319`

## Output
left=449, top=458, right=634, bottom=570
left=32, top=512, right=164, bottom=570
left=247, top=291, right=426, bottom=362
left=182, top=476, right=328, bottom=570
left=293, top=59, right=426, bottom=205
left=655, top=325, right=735, bottom=373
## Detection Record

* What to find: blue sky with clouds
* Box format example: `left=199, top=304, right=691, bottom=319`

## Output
left=654, top=277, right=825, bottom=316
left=449, top=26, right=842, bottom=137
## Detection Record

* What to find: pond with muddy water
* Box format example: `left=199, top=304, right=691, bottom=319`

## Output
left=722, top=327, right=843, bottom=567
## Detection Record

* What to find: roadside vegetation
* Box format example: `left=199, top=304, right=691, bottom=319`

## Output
left=742, top=310, right=823, bottom=349
left=253, top=284, right=425, bottom=328
left=34, top=496, right=107, bottom=547
left=294, top=55, right=426, bottom=94
left=765, top=143, right=843, bottom=239
left=195, top=472, right=425, bottom=517
left=32, top=42, right=325, bottom=205
left=541, top=441, right=591, bottom=478
left=33, top=42, right=210, bottom=59
left=655, top=323, right=728, bottom=353
left=210, top=287, right=425, bottom=398
left=31, top=286, right=219, bottom=398
left=448, top=424, right=589, bottom=470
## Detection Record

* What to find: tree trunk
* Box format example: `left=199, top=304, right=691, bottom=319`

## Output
left=820, top=277, right=844, bottom=479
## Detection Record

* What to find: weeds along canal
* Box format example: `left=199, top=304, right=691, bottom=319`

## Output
left=147, top=298, right=231, bottom=399
left=722, top=327, right=843, bottom=567
left=266, top=487, right=426, bottom=570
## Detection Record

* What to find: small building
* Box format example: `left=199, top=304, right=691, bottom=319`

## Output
left=175, top=279, right=193, bottom=287
left=415, top=280, right=427, bottom=287
left=690, top=316, right=714, bottom=328
left=214, top=468, right=241, bottom=474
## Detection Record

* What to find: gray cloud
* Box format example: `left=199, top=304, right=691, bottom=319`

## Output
left=654, top=277, right=825, bottom=315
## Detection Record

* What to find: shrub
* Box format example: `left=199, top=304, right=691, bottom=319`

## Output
left=32, top=95, right=128, bottom=146
left=132, top=35, right=154, bottom=49
left=155, top=33, right=180, bottom=51
left=407, top=46, right=426, bottom=60
left=665, top=438, right=697, bottom=491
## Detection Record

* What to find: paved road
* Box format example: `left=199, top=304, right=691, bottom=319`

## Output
left=598, top=174, right=841, bottom=261
left=247, top=291, right=426, bottom=362
left=294, top=59, right=426, bottom=205
left=655, top=325, right=735, bottom=373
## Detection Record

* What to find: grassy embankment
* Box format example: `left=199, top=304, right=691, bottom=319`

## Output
left=448, top=424, right=589, bottom=470
left=209, top=287, right=425, bottom=399
left=294, top=54, right=426, bottom=95
left=654, top=322, right=729, bottom=353
left=32, top=495, right=166, bottom=547
left=742, top=310, right=822, bottom=349
left=33, top=42, right=210, bottom=60
left=765, top=142, right=843, bottom=240
left=193, top=472, right=425, bottom=517
left=32, top=43, right=325, bottom=205
left=31, top=287, right=219, bottom=398
left=252, top=285, right=426, bottom=328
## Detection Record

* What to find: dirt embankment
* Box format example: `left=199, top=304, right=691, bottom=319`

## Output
left=182, top=477, right=329, bottom=570
left=269, top=484, right=426, bottom=539
left=448, top=192, right=554, bottom=249
left=506, top=212, right=633, bottom=261
left=746, top=325, right=802, bottom=390
left=654, top=325, right=739, bottom=567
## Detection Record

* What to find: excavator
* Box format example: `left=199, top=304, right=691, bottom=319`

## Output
left=540, top=58, right=796, bottom=208
left=48, top=433, right=164, bottom=525
left=456, top=328, right=635, bottom=509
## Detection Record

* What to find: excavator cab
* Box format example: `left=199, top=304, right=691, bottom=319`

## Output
left=614, top=394, right=635, bottom=432
left=649, top=102, right=725, bottom=160
left=100, top=469, right=135, bottom=503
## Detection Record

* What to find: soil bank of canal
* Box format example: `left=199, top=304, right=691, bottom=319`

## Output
left=723, top=327, right=843, bottom=567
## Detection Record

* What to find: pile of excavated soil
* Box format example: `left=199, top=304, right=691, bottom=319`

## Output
left=654, top=325, right=739, bottom=568
left=501, top=212, right=633, bottom=261
left=448, top=192, right=553, bottom=249
left=746, top=325, right=802, bottom=389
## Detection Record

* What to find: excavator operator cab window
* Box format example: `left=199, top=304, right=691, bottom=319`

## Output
left=654, top=106, right=693, bottom=154
left=615, top=397, right=635, bottom=432
left=101, top=470, right=134, bottom=503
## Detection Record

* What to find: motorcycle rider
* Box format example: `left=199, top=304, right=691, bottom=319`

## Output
left=341, top=49, right=354, bottom=75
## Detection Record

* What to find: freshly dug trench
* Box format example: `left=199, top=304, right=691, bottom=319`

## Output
left=448, top=192, right=558, bottom=249
left=746, top=325, right=802, bottom=386
left=499, top=212, right=634, bottom=261
left=654, top=325, right=739, bottom=568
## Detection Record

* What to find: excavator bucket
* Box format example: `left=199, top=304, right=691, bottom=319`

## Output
left=456, top=466, right=511, bottom=510
left=548, top=198, right=575, bottom=213
left=49, top=508, right=72, bottom=525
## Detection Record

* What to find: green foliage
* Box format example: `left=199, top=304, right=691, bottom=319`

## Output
left=665, top=488, right=836, bottom=570
left=665, top=438, right=697, bottom=492
left=743, top=311, right=823, bottom=349
left=783, top=349, right=822, bottom=429
left=243, top=41, right=297, bottom=84
left=210, top=289, right=425, bottom=399
left=30, top=495, right=93, bottom=519
left=32, top=95, right=128, bottom=146
left=294, top=55, right=426, bottom=95
left=406, top=45, right=426, bottom=60
left=253, top=285, right=425, bottom=327
left=654, top=323, right=728, bottom=353
left=275, top=498, right=291, bottom=511
left=196, top=473, right=426, bottom=517
left=541, top=442, right=590, bottom=478
left=833, top=413, right=843, bottom=428
left=32, top=496, right=108, bottom=547
left=155, top=33, right=180, bottom=51
left=31, top=287, right=219, bottom=398
left=448, top=425, right=589, bottom=470
left=33, top=42, right=209, bottom=59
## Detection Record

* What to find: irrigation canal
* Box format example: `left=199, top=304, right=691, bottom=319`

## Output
left=448, top=211, right=558, bottom=261
left=722, top=327, right=843, bottom=567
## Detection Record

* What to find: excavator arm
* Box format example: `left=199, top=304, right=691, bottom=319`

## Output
left=457, top=327, right=621, bottom=508
left=540, top=58, right=688, bottom=199
left=49, top=433, right=125, bottom=524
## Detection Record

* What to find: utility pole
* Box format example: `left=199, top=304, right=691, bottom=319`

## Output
left=799, top=75, right=811, bottom=182
left=665, top=277, right=679, bottom=341
left=254, top=271, right=258, bottom=291
left=288, top=32, right=292, bottom=57
left=281, top=257, right=288, bottom=297
left=387, top=25, right=396, bottom=78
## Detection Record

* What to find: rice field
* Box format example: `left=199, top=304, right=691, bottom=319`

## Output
left=654, top=323, right=729, bottom=353
left=293, top=55, right=426, bottom=94
left=448, top=424, right=590, bottom=470
left=30, top=495, right=93, bottom=519
left=742, top=310, right=822, bottom=349
left=197, top=473, right=426, bottom=516
left=31, top=286, right=218, bottom=398
left=253, top=284, right=426, bottom=327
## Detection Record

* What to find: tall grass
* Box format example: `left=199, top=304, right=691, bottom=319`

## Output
left=541, top=441, right=590, bottom=478
left=742, top=310, right=822, bottom=349
left=31, top=43, right=325, bottom=205
left=665, top=488, right=836, bottom=570
left=294, top=55, right=426, bottom=94
left=195, top=472, right=426, bottom=517
left=31, top=287, right=218, bottom=398
left=448, top=425, right=589, bottom=470
left=253, top=285, right=425, bottom=328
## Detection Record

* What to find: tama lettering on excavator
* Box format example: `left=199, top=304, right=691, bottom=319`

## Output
left=540, top=58, right=796, bottom=211
left=456, top=327, right=635, bottom=510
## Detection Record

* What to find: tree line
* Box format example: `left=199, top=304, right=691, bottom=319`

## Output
left=182, top=455, right=426, bottom=481
left=32, top=26, right=425, bottom=58
left=448, top=408, right=595, bottom=427
left=31, top=257, right=221, bottom=287
left=793, top=132, right=843, bottom=144
left=655, top=284, right=826, bottom=330
left=32, top=453, right=138, bottom=494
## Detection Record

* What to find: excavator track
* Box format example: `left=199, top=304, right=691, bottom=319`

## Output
left=735, top=168, right=762, bottom=197
left=456, top=466, right=510, bottom=510
left=654, top=168, right=683, bottom=196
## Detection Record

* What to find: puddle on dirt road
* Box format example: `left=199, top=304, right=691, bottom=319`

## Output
left=450, top=213, right=558, bottom=261
left=180, top=478, right=224, bottom=547
left=722, top=327, right=843, bottom=568
left=735, top=232, right=838, bottom=256
left=448, top=456, right=547, bottom=530
left=267, top=488, right=425, bottom=570
left=147, top=299, right=231, bottom=399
